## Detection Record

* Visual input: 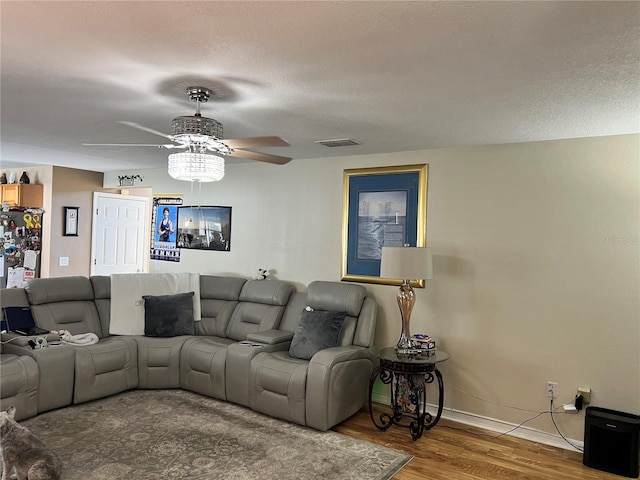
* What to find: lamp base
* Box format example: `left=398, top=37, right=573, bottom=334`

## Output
left=394, top=281, right=419, bottom=355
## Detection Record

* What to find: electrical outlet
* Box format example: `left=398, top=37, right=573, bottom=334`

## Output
left=547, top=381, right=558, bottom=398
left=577, top=386, right=591, bottom=404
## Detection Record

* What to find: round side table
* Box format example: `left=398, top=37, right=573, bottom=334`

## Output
left=369, top=346, right=449, bottom=441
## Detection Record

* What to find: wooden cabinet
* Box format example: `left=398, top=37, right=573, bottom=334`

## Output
left=0, top=184, right=44, bottom=208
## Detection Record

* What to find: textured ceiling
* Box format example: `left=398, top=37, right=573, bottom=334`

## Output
left=1, top=1, right=638, bottom=172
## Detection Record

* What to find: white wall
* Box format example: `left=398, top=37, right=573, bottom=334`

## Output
left=105, top=134, right=639, bottom=442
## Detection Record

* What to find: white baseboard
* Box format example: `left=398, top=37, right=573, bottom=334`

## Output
left=371, top=392, right=583, bottom=452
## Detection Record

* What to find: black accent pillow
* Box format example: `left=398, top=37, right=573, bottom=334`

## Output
left=288, top=310, right=347, bottom=360
left=142, top=292, right=195, bottom=337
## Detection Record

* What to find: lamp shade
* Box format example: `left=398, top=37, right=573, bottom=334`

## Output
left=168, top=152, right=225, bottom=182
left=380, top=246, right=433, bottom=280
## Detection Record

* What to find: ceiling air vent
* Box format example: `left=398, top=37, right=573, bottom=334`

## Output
left=314, top=138, right=361, bottom=148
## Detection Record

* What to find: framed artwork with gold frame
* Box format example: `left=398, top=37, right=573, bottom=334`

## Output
left=341, top=164, right=428, bottom=286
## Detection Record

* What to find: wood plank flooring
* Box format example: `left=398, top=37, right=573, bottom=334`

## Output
left=333, top=407, right=626, bottom=480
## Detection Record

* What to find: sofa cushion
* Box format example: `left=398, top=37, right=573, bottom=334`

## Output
left=288, top=310, right=346, bottom=360
left=143, top=292, right=195, bottom=337
left=198, top=276, right=246, bottom=336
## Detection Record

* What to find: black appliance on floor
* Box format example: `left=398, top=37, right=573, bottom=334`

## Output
left=583, top=406, right=640, bottom=478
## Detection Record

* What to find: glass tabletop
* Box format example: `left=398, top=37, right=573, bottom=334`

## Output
left=371, top=346, right=449, bottom=365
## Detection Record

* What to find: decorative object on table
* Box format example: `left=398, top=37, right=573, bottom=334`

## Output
left=19, top=171, right=30, bottom=184
left=0, top=173, right=7, bottom=184
left=1, top=202, right=9, bottom=212
left=341, top=164, right=428, bottom=285
left=117, top=175, right=143, bottom=187
left=255, top=268, right=269, bottom=280
left=412, top=333, right=436, bottom=351
left=8, top=172, right=16, bottom=184
left=380, top=245, right=433, bottom=354
left=82, top=87, right=291, bottom=183
left=63, top=206, right=79, bottom=236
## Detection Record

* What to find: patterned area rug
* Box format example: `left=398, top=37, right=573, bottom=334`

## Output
left=22, top=390, right=411, bottom=480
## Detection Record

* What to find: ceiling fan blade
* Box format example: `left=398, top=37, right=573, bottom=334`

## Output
left=119, top=121, right=172, bottom=140
left=228, top=149, right=292, bottom=165
left=82, top=142, right=185, bottom=149
left=223, top=136, right=290, bottom=149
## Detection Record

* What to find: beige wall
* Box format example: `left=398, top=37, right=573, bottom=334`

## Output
left=104, top=133, right=639, bottom=442
left=47, top=167, right=105, bottom=278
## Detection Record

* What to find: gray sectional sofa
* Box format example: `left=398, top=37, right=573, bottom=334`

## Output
left=0, top=274, right=377, bottom=431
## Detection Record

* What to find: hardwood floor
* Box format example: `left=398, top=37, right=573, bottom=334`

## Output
left=333, top=408, right=627, bottom=480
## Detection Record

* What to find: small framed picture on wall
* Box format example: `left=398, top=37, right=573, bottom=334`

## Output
left=64, top=206, right=79, bottom=236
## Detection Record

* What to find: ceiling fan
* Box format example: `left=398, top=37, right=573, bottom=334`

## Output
left=83, top=86, right=291, bottom=181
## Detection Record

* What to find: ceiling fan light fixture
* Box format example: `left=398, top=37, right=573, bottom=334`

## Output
left=171, top=115, right=223, bottom=139
left=167, top=152, right=225, bottom=182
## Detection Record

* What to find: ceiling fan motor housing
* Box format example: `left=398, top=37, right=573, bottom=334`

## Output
left=171, top=115, right=223, bottom=139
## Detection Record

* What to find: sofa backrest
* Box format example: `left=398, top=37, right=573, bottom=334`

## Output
left=278, top=291, right=308, bottom=333
left=0, top=287, right=30, bottom=308
left=198, top=276, right=247, bottom=336
left=0, top=288, right=31, bottom=353
left=225, top=279, right=295, bottom=341
left=305, top=281, right=377, bottom=348
left=7, top=276, right=376, bottom=347
left=25, top=276, right=104, bottom=337
left=90, top=275, right=112, bottom=338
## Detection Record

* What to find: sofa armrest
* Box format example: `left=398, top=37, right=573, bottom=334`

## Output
left=1, top=332, right=61, bottom=349
left=2, top=339, right=75, bottom=413
left=306, top=346, right=374, bottom=431
left=246, top=329, right=294, bottom=345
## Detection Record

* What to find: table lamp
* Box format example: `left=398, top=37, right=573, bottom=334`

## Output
left=380, top=246, right=433, bottom=354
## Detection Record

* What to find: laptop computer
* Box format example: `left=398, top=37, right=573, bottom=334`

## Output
left=3, top=307, right=49, bottom=336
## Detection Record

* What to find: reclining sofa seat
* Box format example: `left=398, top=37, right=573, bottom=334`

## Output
left=90, top=275, right=244, bottom=390
left=0, top=290, right=39, bottom=420
left=180, top=279, right=295, bottom=400
left=249, top=281, right=377, bottom=431
left=0, top=287, right=74, bottom=414
left=25, top=276, right=138, bottom=404
left=178, top=276, right=246, bottom=399
left=225, top=290, right=309, bottom=407
left=0, top=351, right=38, bottom=421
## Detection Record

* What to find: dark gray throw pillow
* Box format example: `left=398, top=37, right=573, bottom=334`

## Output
left=142, top=292, right=195, bottom=337
left=288, top=310, right=347, bottom=360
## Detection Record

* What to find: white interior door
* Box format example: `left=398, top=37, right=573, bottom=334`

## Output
left=91, top=192, right=150, bottom=275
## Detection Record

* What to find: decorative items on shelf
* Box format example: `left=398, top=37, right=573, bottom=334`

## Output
left=8, top=172, right=16, bottom=184
left=19, top=171, right=30, bottom=184
left=0, top=173, right=7, bottom=184
left=118, top=175, right=143, bottom=187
